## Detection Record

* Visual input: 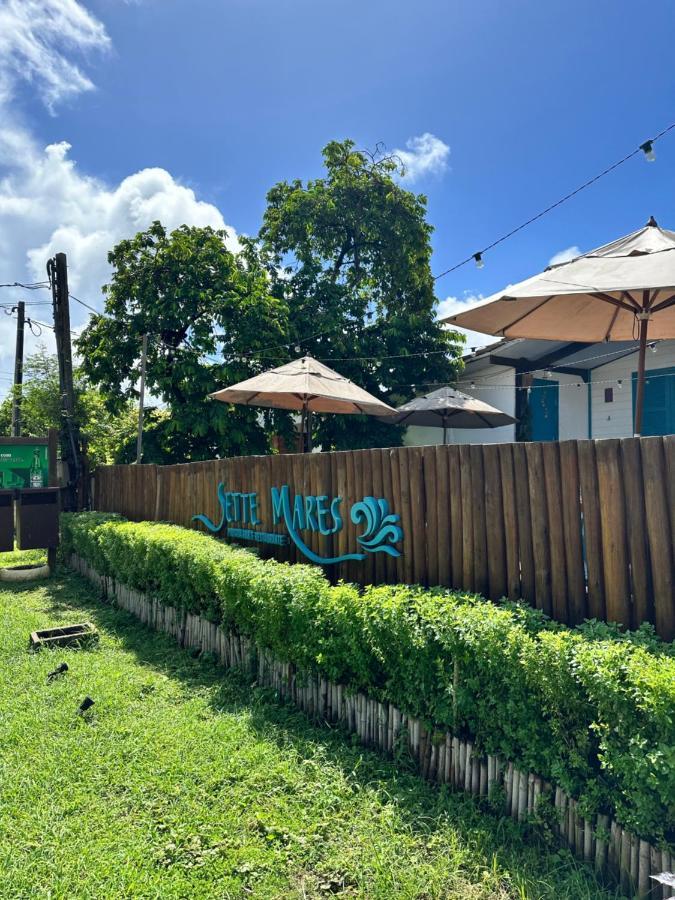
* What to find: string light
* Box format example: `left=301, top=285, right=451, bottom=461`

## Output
left=2, top=112, right=673, bottom=386
left=640, top=140, right=656, bottom=162
left=388, top=370, right=675, bottom=393
left=617, top=378, right=623, bottom=390
left=0, top=296, right=661, bottom=378
left=433, top=119, right=675, bottom=281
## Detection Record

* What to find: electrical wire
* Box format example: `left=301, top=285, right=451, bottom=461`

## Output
left=69, top=293, right=101, bottom=315
left=0, top=301, right=51, bottom=307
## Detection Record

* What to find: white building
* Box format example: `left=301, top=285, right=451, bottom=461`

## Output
left=404, top=338, right=675, bottom=445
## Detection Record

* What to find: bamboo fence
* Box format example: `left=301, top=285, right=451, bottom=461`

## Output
left=93, top=436, right=675, bottom=641
left=70, top=553, right=674, bottom=899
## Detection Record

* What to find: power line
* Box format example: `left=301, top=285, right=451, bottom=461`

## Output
left=70, top=293, right=101, bottom=315
left=1, top=307, right=74, bottom=336
left=432, top=120, right=675, bottom=281
left=0, top=300, right=52, bottom=308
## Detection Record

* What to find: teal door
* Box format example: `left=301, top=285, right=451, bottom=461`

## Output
left=529, top=379, right=559, bottom=441
left=631, top=366, right=675, bottom=435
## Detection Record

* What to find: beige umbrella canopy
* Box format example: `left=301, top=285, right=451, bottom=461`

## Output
left=443, top=217, right=675, bottom=434
left=389, top=386, right=516, bottom=444
left=210, top=355, right=397, bottom=450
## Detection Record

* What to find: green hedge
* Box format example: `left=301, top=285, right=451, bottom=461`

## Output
left=61, top=512, right=675, bottom=847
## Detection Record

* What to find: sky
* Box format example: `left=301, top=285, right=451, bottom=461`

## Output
left=2, top=0, right=675, bottom=393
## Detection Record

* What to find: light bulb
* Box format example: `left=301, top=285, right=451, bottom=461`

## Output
left=640, top=140, right=656, bottom=162
left=294, top=344, right=301, bottom=353
left=617, top=379, right=623, bottom=390
left=473, top=252, right=484, bottom=269
left=470, top=380, right=476, bottom=389
left=649, top=342, right=657, bottom=354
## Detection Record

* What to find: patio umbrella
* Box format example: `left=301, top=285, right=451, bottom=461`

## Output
left=389, top=386, right=515, bottom=444
left=210, top=355, right=397, bottom=451
left=442, top=217, right=675, bottom=434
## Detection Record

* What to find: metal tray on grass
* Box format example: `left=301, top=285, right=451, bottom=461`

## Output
left=29, top=622, right=98, bottom=650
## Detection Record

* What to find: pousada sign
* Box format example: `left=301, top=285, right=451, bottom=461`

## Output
left=193, top=483, right=403, bottom=565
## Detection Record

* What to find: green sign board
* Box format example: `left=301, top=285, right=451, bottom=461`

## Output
left=0, top=444, right=49, bottom=490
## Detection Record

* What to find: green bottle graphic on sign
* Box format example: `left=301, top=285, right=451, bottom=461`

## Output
left=30, top=448, right=44, bottom=488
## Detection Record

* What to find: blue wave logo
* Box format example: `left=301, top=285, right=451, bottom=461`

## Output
left=193, top=484, right=403, bottom=565
left=350, top=497, right=403, bottom=558
left=192, top=483, right=228, bottom=532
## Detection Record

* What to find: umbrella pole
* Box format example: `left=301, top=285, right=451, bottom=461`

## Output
left=634, top=315, right=650, bottom=436
left=443, top=418, right=448, bottom=446
left=299, top=404, right=306, bottom=452
left=306, top=407, right=313, bottom=453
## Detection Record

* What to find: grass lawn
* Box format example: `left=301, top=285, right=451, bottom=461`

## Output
left=0, top=547, right=47, bottom=568
left=0, top=563, right=626, bottom=899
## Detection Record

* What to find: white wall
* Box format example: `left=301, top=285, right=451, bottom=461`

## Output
left=403, top=363, right=516, bottom=446
left=590, top=339, right=675, bottom=439
left=555, top=372, right=589, bottom=439
left=402, top=339, right=675, bottom=446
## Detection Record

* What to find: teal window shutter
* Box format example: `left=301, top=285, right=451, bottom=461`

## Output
left=631, top=366, right=675, bottom=436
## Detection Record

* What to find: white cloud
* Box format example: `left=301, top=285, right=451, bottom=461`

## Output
left=0, top=1, right=239, bottom=390
left=437, top=293, right=500, bottom=354
left=0, top=132, right=238, bottom=366
left=0, top=0, right=110, bottom=111
left=393, top=133, right=450, bottom=182
left=548, top=245, right=581, bottom=266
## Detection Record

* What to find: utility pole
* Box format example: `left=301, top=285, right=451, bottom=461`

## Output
left=11, top=300, right=25, bottom=436
left=47, top=252, right=83, bottom=510
left=136, top=334, right=148, bottom=464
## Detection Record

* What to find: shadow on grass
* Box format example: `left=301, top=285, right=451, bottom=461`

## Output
left=30, top=569, right=621, bottom=899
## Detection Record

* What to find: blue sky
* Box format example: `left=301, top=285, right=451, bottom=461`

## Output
left=1, top=0, right=675, bottom=380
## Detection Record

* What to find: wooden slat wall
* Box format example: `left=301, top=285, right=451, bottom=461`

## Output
left=92, top=437, right=675, bottom=640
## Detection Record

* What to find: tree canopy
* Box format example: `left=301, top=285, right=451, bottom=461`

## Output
left=76, top=222, right=289, bottom=460
left=0, top=347, right=137, bottom=466
left=259, top=139, right=464, bottom=449
left=74, top=141, right=464, bottom=460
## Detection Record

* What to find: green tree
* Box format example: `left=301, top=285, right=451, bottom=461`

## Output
left=76, top=222, right=289, bottom=461
left=259, top=139, right=464, bottom=449
left=0, top=347, right=137, bottom=466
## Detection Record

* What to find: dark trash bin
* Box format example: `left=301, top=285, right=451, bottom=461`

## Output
left=0, top=490, right=13, bottom=553
left=16, top=488, right=60, bottom=550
